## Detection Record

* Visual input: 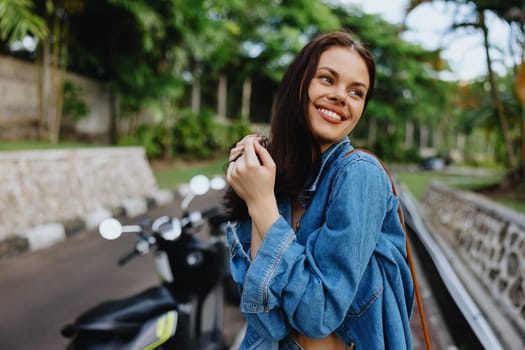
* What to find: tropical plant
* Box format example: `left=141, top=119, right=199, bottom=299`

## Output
left=0, top=0, right=47, bottom=44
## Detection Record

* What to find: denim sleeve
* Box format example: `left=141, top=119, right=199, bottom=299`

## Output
left=237, top=158, right=393, bottom=339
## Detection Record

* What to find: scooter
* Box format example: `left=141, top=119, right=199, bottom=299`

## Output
left=61, top=174, right=234, bottom=350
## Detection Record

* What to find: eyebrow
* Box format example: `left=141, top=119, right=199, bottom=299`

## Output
left=318, top=66, right=369, bottom=90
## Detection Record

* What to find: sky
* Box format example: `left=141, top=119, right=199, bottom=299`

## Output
left=341, top=0, right=514, bottom=81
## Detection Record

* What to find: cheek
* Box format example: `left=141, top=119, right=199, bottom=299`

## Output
left=307, top=103, right=318, bottom=122
left=351, top=101, right=366, bottom=118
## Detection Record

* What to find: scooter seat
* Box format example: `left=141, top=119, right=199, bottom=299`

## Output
left=62, top=285, right=177, bottom=337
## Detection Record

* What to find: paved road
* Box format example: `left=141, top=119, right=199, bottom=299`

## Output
left=0, top=191, right=244, bottom=350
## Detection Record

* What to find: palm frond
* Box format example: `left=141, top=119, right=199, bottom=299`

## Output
left=0, top=0, right=48, bottom=44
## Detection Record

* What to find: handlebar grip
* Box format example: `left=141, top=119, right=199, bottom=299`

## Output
left=205, top=208, right=230, bottom=225
left=202, top=207, right=219, bottom=218
left=118, top=249, right=139, bottom=266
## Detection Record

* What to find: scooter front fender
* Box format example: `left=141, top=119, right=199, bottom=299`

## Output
left=129, top=310, right=177, bottom=350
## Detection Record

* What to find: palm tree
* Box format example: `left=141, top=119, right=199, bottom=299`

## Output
left=0, top=0, right=47, bottom=44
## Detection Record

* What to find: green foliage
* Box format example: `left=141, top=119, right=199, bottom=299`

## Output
left=62, top=80, right=89, bottom=120
left=373, top=133, right=421, bottom=163
left=221, top=121, right=252, bottom=147
left=172, top=109, right=218, bottom=159
left=119, top=123, right=166, bottom=158
left=0, top=0, right=48, bottom=44
left=120, top=108, right=253, bottom=160
left=171, top=109, right=252, bottom=159
left=2, top=0, right=517, bottom=170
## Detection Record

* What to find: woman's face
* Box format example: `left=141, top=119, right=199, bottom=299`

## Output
left=307, top=46, right=370, bottom=152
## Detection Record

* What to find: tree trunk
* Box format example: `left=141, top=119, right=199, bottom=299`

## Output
left=217, top=74, right=227, bottom=122
left=191, top=68, right=201, bottom=114
left=420, top=125, right=428, bottom=150
left=516, top=64, right=525, bottom=170
left=241, top=77, right=252, bottom=123
left=109, top=90, right=119, bottom=145
left=480, top=10, right=516, bottom=168
left=433, top=127, right=440, bottom=151
left=51, top=19, right=69, bottom=144
left=37, top=38, right=51, bottom=140
left=405, top=121, right=414, bottom=148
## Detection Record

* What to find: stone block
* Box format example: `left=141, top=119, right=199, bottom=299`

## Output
left=150, top=189, right=174, bottom=206
left=83, top=207, right=113, bottom=230
left=23, top=223, right=66, bottom=251
left=121, top=198, right=148, bottom=218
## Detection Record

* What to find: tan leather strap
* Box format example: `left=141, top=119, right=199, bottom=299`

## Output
left=346, top=148, right=432, bottom=350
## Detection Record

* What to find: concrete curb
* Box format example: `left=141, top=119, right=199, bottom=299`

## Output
left=0, top=188, right=178, bottom=260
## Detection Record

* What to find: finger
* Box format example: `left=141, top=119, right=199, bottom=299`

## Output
left=242, top=139, right=260, bottom=166
left=234, top=134, right=258, bottom=148
left=226, top=159, right=235, bottom=180
left=229, top=150, right=243, bottom=162
left=254, top=141, right=274, bottom=167
left=229, top=145, right=245, bottom=161
left=226, top=162, right=243, bottom=189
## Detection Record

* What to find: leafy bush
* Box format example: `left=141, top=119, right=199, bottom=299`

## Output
left=172, top=109, right=216, bottom=159
left=119, top=123, right=166, bottom=158
left=120, top=108, right=254, bottom=160
left=374, top=133, right=421, bottom=164
left=62, top=80, right=89, bottom=120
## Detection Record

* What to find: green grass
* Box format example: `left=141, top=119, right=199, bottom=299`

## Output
left=493, top=198, right=525, bottom=213
left=395, top=169, right=525, bottom=214
left=152, top=157, right=228, bottom=189
left=394, top=171, right=504, bottom=200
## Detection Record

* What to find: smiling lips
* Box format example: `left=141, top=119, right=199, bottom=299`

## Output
left=317, top=107, right=346, bottom=123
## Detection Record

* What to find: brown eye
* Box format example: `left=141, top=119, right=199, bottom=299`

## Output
left=348, top=88, right=364, bottom=98
left=319, top=75, right=333, bottom=84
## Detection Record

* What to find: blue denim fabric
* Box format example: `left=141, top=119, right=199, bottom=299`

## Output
left=278, top=335, right=304, bottom=350
left=227, top=137, right=414, bottom=350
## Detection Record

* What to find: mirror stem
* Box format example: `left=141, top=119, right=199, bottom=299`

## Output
left=181, top=193, right=195, bottom=211
left=121, top=225, right=143, bottom=233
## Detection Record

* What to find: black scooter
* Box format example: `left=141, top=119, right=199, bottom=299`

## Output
left=61, top=174, right=235, bottom=350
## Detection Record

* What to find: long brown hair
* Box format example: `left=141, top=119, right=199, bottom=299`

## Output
left=225, top=30, right=376, bottom=220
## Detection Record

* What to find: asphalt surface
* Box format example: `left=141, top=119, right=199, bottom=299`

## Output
left=0, top=190, right=244, bottom=350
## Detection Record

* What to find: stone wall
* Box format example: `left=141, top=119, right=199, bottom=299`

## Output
left=0, top=147, right=173, bottom=258
left=0, top=54, right=111, bottom=140
left=421, top=181, right=525, bottom=336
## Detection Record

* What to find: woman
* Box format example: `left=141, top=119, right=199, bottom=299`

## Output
left=225, top=31, right=414, bottom=350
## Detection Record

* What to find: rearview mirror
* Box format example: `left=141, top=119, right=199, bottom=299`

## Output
left=210, top=176, right=226, bottom=190
left=99, top=218, right=122, bottom=240
left=189, top=175, right=210, bottom=195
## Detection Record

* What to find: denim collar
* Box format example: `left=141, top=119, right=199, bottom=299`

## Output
left=298, top=137, right=352, bottom=207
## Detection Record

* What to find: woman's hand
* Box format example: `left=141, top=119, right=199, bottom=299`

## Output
left=227, top=135, right=275, bottom=205
left=227, top=135, right=279, bottom=239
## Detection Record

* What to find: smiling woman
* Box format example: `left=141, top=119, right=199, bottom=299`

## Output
left=223, top=31, right=418, bottom=350
left=307, top=47, right=370, bottom=152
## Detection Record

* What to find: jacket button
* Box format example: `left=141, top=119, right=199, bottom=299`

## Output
left=349, top=342, right=355, bottom=350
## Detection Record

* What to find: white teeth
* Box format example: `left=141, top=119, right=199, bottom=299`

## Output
left=318, top=108, right=342, bottom=121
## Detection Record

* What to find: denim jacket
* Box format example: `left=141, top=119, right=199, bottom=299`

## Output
left=227, top=137, right=414, bottom=350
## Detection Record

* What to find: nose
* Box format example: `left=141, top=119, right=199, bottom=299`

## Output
left=328, top=89, right=346, bottom=106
